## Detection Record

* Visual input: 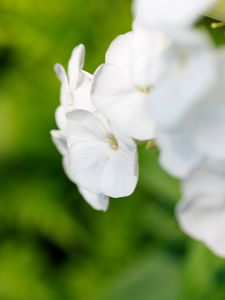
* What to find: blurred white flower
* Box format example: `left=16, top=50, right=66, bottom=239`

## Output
left=134, top=27, right=217, bottom=129
left=54, top=44, right=95, bottom=131
left=156, top=130, right=202, bottom=179
left=51, top=129, right=109, bottom=211
left=154, top=49, right=224, bottom=178
left=132, top=0, right=216, bottom=122
left=92, top=32, right=155, bottom=141
left=177, top=163, right=225, bottom=257
left=66, top=109, right=138, bottom=198
left=133, top=0, right=216, bottom=29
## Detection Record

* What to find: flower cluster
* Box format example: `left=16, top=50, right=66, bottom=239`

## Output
left=51, top=0, right=225, bottom=257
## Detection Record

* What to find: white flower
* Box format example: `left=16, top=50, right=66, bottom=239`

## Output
left=92, top=32, right=155, bottom=141
left=133, top=0, right=216, bottom=29
left=134, top=26, right=217, bottom=129
left=51, top=44, right=108, bottom=211
left=154, top=49, right=224, bottom=178
left=51, top=129, right=109, bottom=211
left=66, top=109, right=138, bottom=198
left=54, top=44, right=95, bottom=131
left=177, top=163, right=225, bottom=257
left=130, top=11, right=217, bottom=181
left=92, top=25, right=216, bottom=143
left=131, top=0, right=216, bottom=115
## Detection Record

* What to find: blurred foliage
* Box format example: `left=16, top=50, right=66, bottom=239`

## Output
left=0, top=0, right=225, bottom=299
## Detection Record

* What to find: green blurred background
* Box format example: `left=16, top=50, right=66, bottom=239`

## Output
left=1, top=0, right=225, bottom=299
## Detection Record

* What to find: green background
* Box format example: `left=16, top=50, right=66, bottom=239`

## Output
left=0, top=0, right=225, bottom=299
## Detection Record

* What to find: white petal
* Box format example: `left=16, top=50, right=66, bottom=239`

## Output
left=54, top=64, right=70, bottom=106
left=177, top=194, right=225, bottom=257
left=78, top=187, right=109, bottom=211
left=177, top=167, right=225, bottom=257
left=150, top=30, right=216, bottom=129
left=72, top=73, right=96, bottom=112
left=192, top=51, right=225, bottom=160
left=62, top=156, right=109, bottom=211
left=157, top=130, right=201, bottom=178
left=133, top=0, right=216, bottom=29
left=92, top=64, right=131, bottom=101
left=54, top=63, right=67, bottom=83
left=50, top=130, right=68, bottom=156
left=66, top=110, right=110, bottom=193
left=55, top=105, right=68, bottom=131
left=132, top=26, right=170, bottom=87
left=68, top=44, right=85, bottom=92
left=105, top=90, right=155, bottom=141
left=66, top=109, right=108, bottom=147
left=105, top=32, right=133, bottom=70
left=100, top=136, right=138, bottom=197
left=182, top=164, right=225, bottom=197
left=68, top=140, right=110, bottom=194
left=194, top=97, right=225, bottom=161
left=92, top=64, right=155, bottom=140
left=205, top=227, right=225, bottom=257
left=62, top=155, right=74, bottom=182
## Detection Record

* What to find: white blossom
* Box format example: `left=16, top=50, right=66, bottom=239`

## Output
left=92, top=32, right=155, bottom=141
left=51, top=44, right=109, bottom=211
left=133, top=0, right=216, bottom=29
left=66, top=109, right=138, bottom=198
left=54, top=44, right=95, bottom=131
left=131, top=18, right=217, bottom=128
left=154, top=49, right=224, bottom=178
left=177, top=163, right=225, bottom=257
left=131, top=0, right=217, bottom=130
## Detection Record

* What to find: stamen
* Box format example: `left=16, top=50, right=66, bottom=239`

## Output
left=106, top=134, right=119, bottom=151
left=137, top=87, right=151, bottom=94
left=211, top=21, right=225, bottom=29
left=145, top=139, right=156, bottom=150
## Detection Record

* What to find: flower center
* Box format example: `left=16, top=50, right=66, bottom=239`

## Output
left=106, top=134, right=119, bottom=151
left=137, top=86, right=151, bottom=94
